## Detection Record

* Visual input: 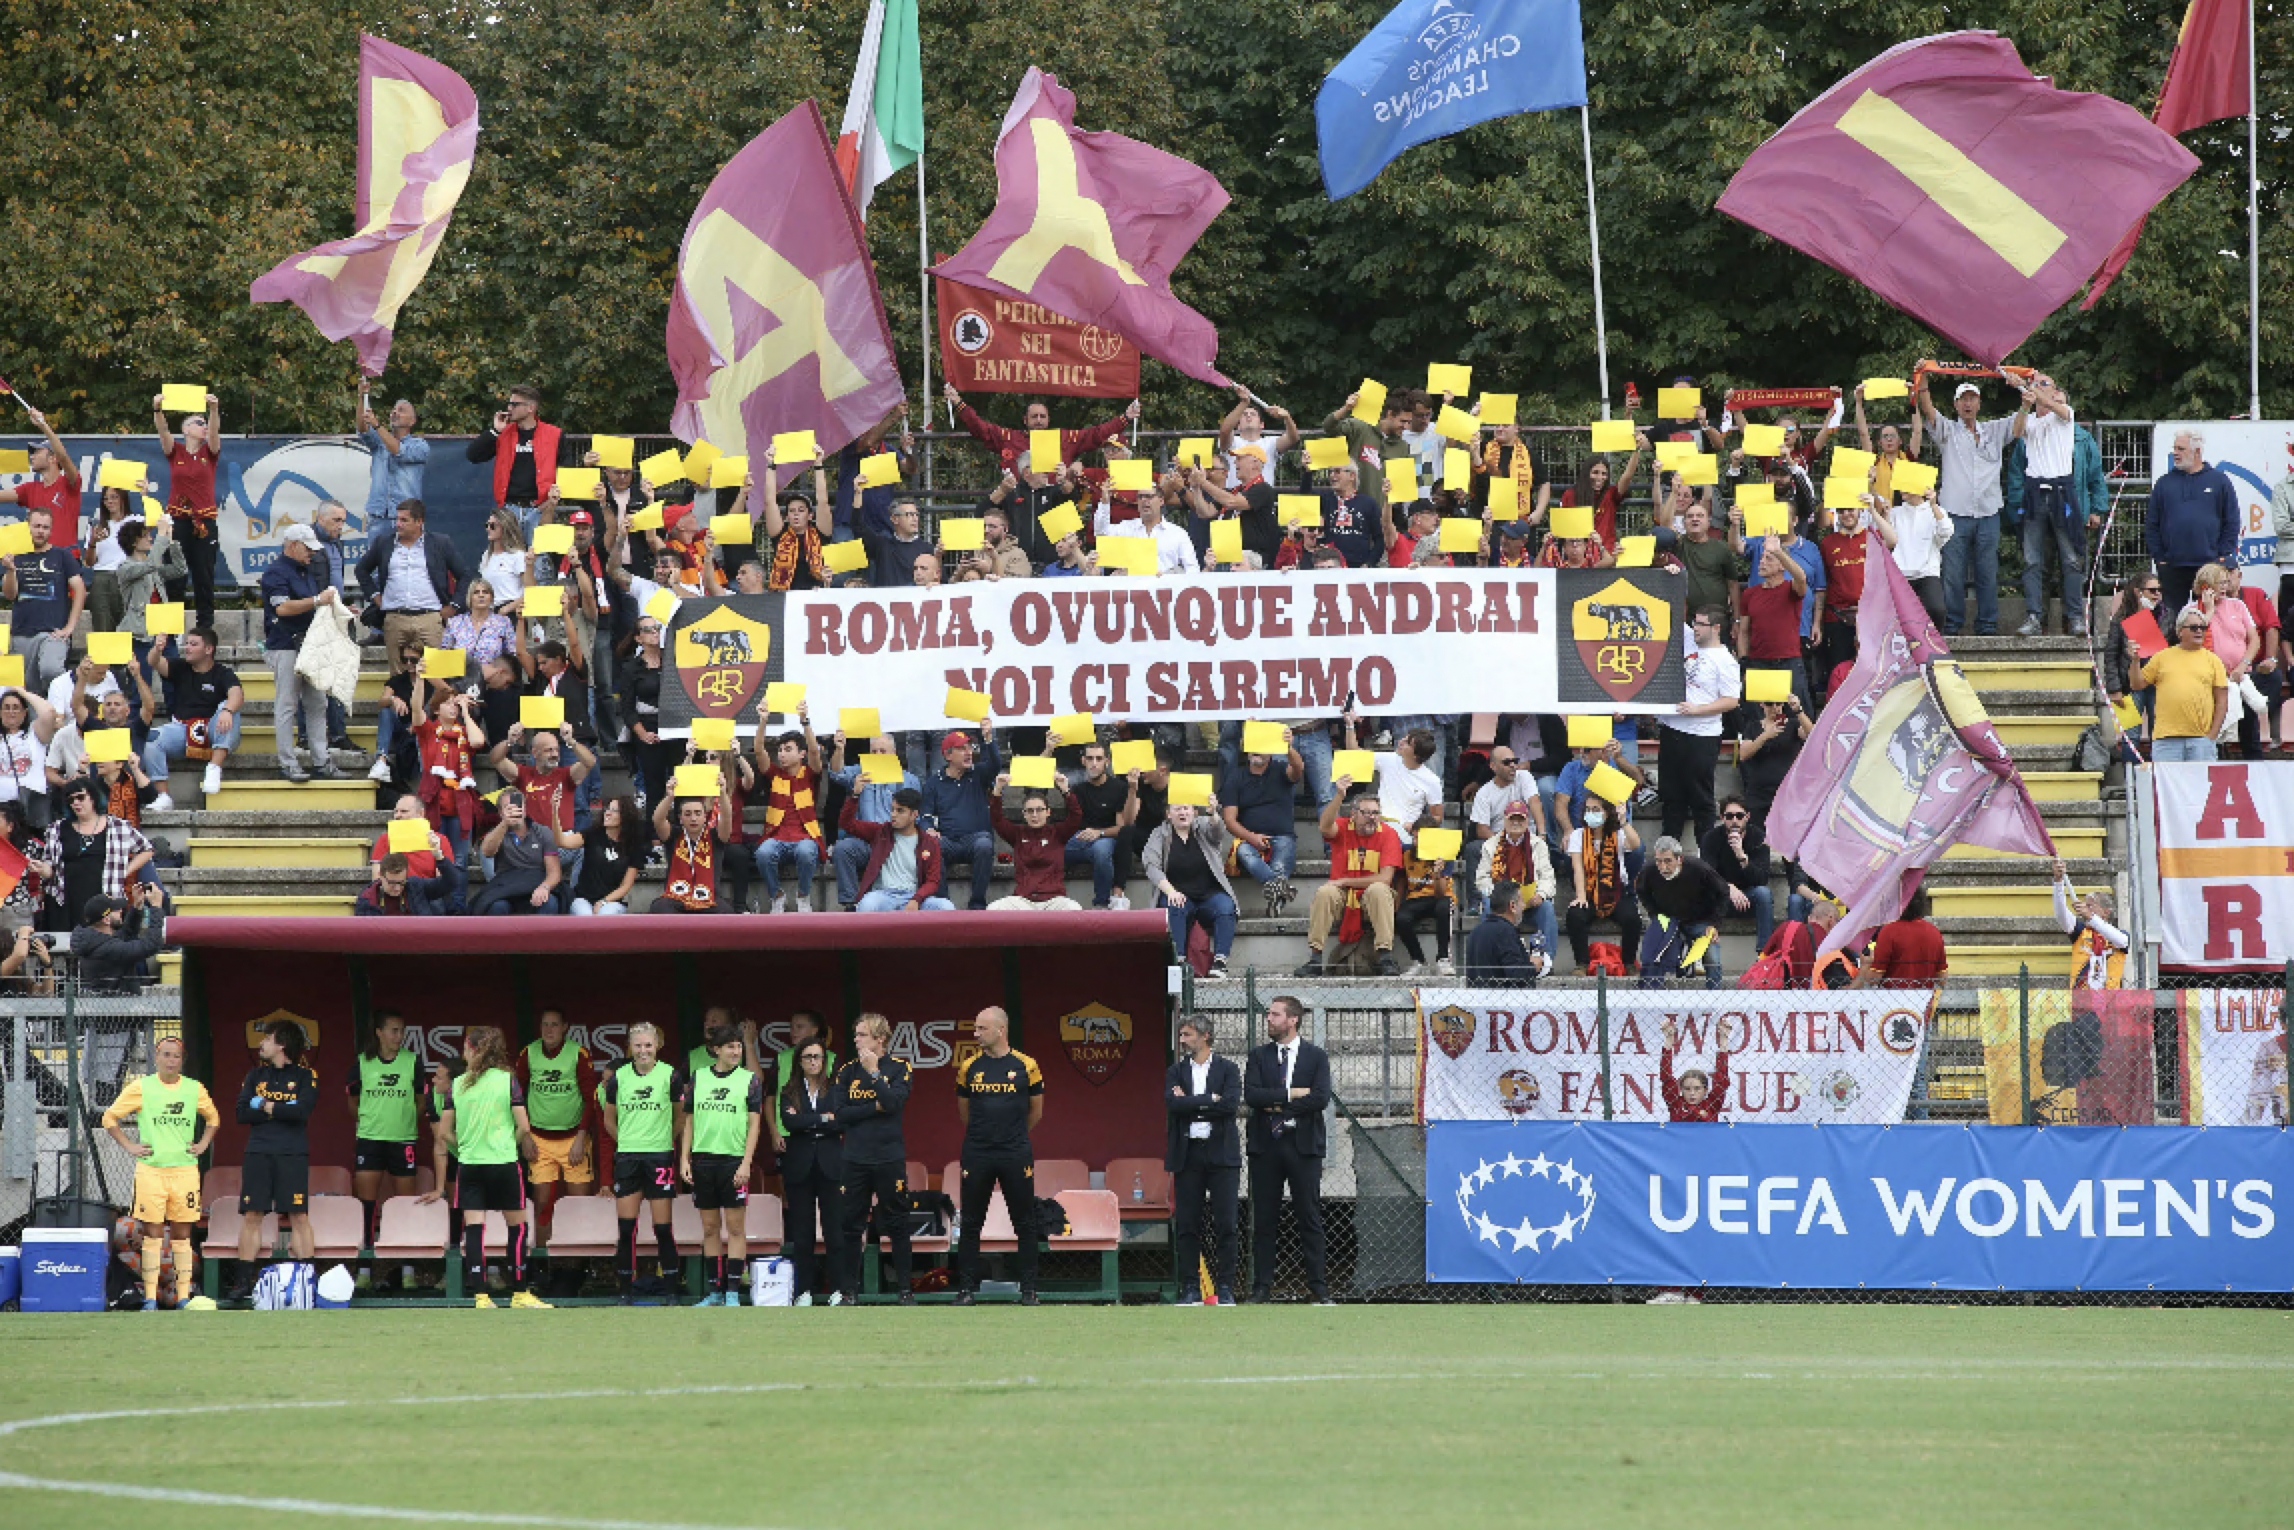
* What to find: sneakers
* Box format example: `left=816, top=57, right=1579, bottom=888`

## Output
left=473, top=1292, right=498, bottom=1309
left=830, top=1291, right=851, bottom=1307
left=794, top=1292, right=813, bottom=1307
left=1175, top=1292, right=1203, bottom=1307
left=202, top=763, right=225, bottom=796
left=149, top=791, right=174, bottom=813
left=1646, top=1290, right=1689, bottom=1304
left=367, top=757, right=394, bottom=783
left=1208, top=955, right=1230, bottom=979
left=329, top=733, right=357, bottom=752
left=280, top=759, right=309, bottom=784
left=1292, top=953, right=1325, bottom=977
left=1398, top=960, right=1423, bottom=978
left=951, top=1290, right=975, bottom=1307
left=787, top=896, right=812, bottom=914
left=1213, top=1289, right=1236, bottom=1306
left=2015, top=614, right=2044, bottom=638
left=693, top=1291, right=722, bottom=1307
left=141, top=1296, right=159, bottom=1311
left=313, top=759, right=346, bottom=781
left=508, top=1290, right=553, bottom=1309
left=1434, top=957, right=1456, bottom=977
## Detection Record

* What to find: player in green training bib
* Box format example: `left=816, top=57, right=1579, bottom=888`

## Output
left=599, top=1022, right=684, bottom=1302
left=348, top=1011, right=423, bottom=1287
left=679, top=1023, right=763, bottom=1306
left=431, top=1026, right=551, bottom=1310
left=101, top=1037, right=220, bottom=1309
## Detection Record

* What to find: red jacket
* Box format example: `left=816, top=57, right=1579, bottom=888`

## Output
left=955, top=402, right=1129, bottom=471
left=493, top=422, right=562, bottom=507
left=839, top=796, right=944, bottom=902
left=1659, top=1045, right=1729, bottom=1122
left=990, top=789, right=1081, bottom=900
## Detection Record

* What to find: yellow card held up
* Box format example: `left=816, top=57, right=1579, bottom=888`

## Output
left=1444, top=447, right=1472, bottom=491
left=1892, top=460, right=1938, bottom=495
left=770, top=430, right=820, bottom=465
left=862, top=753, right=904, bottom=785
left=422, top=647, right=466, bottom=679
left=939, top=518, right=985, bottom=552
left=1552, top=504, right=1594, bottom=541
left=160, top=383, right=208, bottom=413
left=1861, top=376, right=1910, bottom=400
left=1657, top=386, right=1701, bottom=417
left=1617, top=535, right=1656, bottom=568
left=533, top=524, right=575, bottom=555
left=0, top=522, right=32, bottom=558
left=1487, top=478, right=1519, bottom=520
left=98, top=458, right=146, bottom=491
left=1176, top=437, right=1216, bottom=469
left=765, top=681, right=807, bottom=714
left=521, top=695, right=565, bottom=732
left=859, top=452, right=902, bottom=488
left=1110, top=738, right=1159, bottom=775
left=1733, top=481, right=1774, bottom=507
left=1037, top=501, right=1083, bottom=544
left=681, top=441, right=721, bottom=487
left=1028, top=429, right=1062, bottom=470
left=674, top=763, right=723, bottom=800
left=1278, top=493, right=1321, bottom=527
left=1242, top=721, right=1287, bottom=756
left=1745, top=669, right=1793, bottom=704
left=1831, top=446, right=1877, bottom=480
left=643, top=590, right=679, bottom=623
left=945, top=687, right=991, bottom=724
left=627, top=506, right=665, bottom=532
left=1679, top=454, right=1719, bottom=486
left=1427, top=363, right=1472, bottom=396
left=84, top=728, right=133, bottom=763
left=1210, top=519, right=1244, bottom=565
left=592, top=436, right=636, bottom=470
left=690, top=717, right=736, bottom=752
left=1098, top=536, right=1154, bottom=575
left=1051, top=712, right=1096, bottom=746
left=1653, top=439, right=1696, bottom=468
left=1478, top=393, right=1517, bottom=426
left=709, top=513, right=752, bottom=545
left=1744, top=505, right=1790, bottom=538
left=1108, top=458, right=1154, bottom=492
left=1168, top=772, right=1213, bottom=807
left=0, top=450, right=28, bottom=474
left=387, top=817, right=433, bottom=854
left=1435, top=405, right=1480, bottom=443
left=1353, top=379, right=1388, bottom=424
left=141, top=495, right=162, bottom=520
left=1589, top=419, right=1635, bottom=452
left=1385, top=458, right=1419, bottom=503
left=1010, top=754, right=1057, bottom=789
left=1332, top=749, right=1375, bottom=785
left=1438, top=517, right=1481, bottom=554
left=0, top=656, right=21, bottom=690
left=146, top=602, right=186, bottom=636
left=523, top=585, right=564, bottom=618
left=1740, top=423, right=1785, bottom=456
left=638, top=448, right=686, bottom=486
left=710, top=455, right=749, bottom=490
left=1304, top=437, right=1352, bottom=471
left=88, top=631, right=134, bottom=665
left=823, top=539, right=870, bottom=576
left=839, top=707, right=881, bottom=740
left=1823, top=478, right=1865, bottom=511
left=556, top=467, right=601, bottom=501
left=1415, top=827, right=1464, bottom=863
left=1566, top=714, right=1612, bottom=749
left=1585, top=761, right=1636, bottom=804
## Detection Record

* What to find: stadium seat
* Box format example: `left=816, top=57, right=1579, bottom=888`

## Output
left=201, top=1195, right=269, bottom=1260
left=1052, top=1190, right=1121, bottom=1251
left=308, top=1196, right=365, bottom=1260
left=543, top=1194, right=620, bottom=1258
left=371, top=1197, right=448, bottom=1261
left=1034, top=1159, right=1091, bottom=1198
left=310, top=1166, right=355, bottom=1199
left=202, top=1165, right=241, bottom=1205
left=668, top=1195, right=705, bottom=1256
left=742, top=1193, right=785, bottom=1254
left=480, top=1211, right=511, bottom=1257
left=906, top=1159, right=931, bottom=1193
left=978, top=1189, right=1019, bottom=1252
left=1103, top=1158, right=1173, bottom=1220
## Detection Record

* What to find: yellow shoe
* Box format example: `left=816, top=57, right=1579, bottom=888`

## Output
left=472, top=1292, right=497, bottom=1309
left=509, top=1290, right=553, bottom=1310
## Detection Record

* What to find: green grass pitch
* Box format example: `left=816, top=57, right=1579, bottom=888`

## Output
left=3, top=1306, right=2290, bottom=1529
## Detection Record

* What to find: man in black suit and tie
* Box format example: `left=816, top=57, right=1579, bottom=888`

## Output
left=1244, top=994, right=1332, bottom=1303
left=1164, top=1013, right=1242, bottom=1306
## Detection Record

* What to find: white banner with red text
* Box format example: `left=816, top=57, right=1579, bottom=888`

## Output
left=1415, top=988, right=1935, bottom=1125
left=2154, top=762, right=2294, bottom=971
left=2178, top=988, right=2288, bottom=1126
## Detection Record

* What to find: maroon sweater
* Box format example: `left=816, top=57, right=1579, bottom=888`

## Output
left=990, top=790, right=1082, bottom=900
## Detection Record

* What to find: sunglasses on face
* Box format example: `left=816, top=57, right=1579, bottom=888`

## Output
left=1722, top=810, right=1748, bottom=820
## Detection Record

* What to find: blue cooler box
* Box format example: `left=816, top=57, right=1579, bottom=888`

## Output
left=0, top=1245, right=19, bottom=1307
left=21, top=1228, right=107, bottom=1312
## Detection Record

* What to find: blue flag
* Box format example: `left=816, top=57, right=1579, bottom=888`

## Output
left=1316, top=0, right=1589, bottom=200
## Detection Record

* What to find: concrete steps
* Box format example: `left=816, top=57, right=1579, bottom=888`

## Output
left=187, top=837, right=373, bottom=870
left=172, top=893, right=357, bottom=917
left=197, top=779, right=380, bottom=813
left=239, top=670, right=390, bottom=703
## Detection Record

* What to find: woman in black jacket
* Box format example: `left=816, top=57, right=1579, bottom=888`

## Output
left=776, top=1039, right=843, bottom=1304
left=618, top=614, right=678, bottom=813
left=2102, top=573, right=2162, bottom=743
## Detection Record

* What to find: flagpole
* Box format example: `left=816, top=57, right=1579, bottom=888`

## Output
left=918, top=148, right=935, bottom=429
left=1579, top=105, right=1612, bottom=420
left=2247, top=0, right=2260, bottom=419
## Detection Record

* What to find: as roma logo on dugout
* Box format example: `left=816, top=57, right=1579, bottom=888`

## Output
left=1060, top=1002, right=1133, bottom=1086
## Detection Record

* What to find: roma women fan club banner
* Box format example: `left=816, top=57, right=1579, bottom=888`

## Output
left=659, top=570, right=1685, bottom=734
left=1414, top=989, right=1933, bottom=1126
left=2154, top=762, right=2294, bottom=971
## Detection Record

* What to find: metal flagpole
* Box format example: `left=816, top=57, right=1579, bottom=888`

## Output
left=2247, top=0, right=2261, bottom=420
left=1579, top=105, right=1612, bottom=420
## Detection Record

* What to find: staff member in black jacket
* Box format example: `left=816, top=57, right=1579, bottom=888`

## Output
left=776, top=1038, right=843, bottom=1305
left=1243, top=995, right=1332, bottom=1303
left=1164, top=1013, right=1241, bottom=1305
left=829, top=1012, right=914, bottom=1306
left=226, top=1018, right=319, bottom=1302
left=952, top=1005, right=1045, bottom=1307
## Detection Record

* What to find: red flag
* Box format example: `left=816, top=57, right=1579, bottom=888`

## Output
left=2084, top=0, right=2252, bottom=306
left=1716, top=31, right=2198, bottom=365
left=0, top=834, right=24, bottom=906
left=932, top=69, right=1232, bottom=388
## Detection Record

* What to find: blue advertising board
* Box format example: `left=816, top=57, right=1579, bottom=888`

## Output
left=1428, top=1122, right=2294, bottom=1292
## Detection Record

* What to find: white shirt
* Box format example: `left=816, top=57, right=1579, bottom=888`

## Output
left=87, top=520, right=130, bottom=572
left=1278, top=1042, right=1296, bottom=1092
left=2021, top=408, right=2076, bottom=479
left=1111, top=515, right=1198, bottom=577
left=1223, top=431, right=1286, bottom=490
left=1469, top=774, right=1535, bottom=831
left=480, top=549, right=528, bottom=611
left=1665, top=638, right=1740, bottom=738
left=625, top=576, right=681, bottom=628
left=1890, top=499, right=1953, bottom=581
left=383, top=538, right=440, bottom=611
left=48, top=669, right=120, bottom=720
left=1372, top=750, right=1441, bottom=846
left=1187, top=1056, right=1213, bottom=1138
left=0, top=729, right=44, bottom=802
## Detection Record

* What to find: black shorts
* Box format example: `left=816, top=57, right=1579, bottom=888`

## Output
left=455, top=1162, right=527, bottom=1213
left=688, top=1153, right=749, bottom=1211
left=241, top=1152, right=309, bottom=1216
left=614, top=1151, right=678, bottom=1201
left=354, top=1138, right=420, bottom=1178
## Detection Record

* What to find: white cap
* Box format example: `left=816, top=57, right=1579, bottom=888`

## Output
left=280, top=524, right=322, bottom=550
left=1953, top=382, right=1981, bottom=399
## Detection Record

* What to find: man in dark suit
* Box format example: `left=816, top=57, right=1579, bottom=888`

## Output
left=1243, top=994, right=1332, bottom=1303
left=1164, top=1013, right=1242, bottom=1306
left=353, top=497, right=473, bottom=675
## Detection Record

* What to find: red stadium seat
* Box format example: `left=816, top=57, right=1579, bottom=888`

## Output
left=202, top=1165, right=241, bottom=1206
left=544, top=1194, right=621, bottom=1258
left=307, top=1196, right=365, bottom=1260
left=978, top=1188, right=1019, bottom=1252
left=201, top=1195, right=266, bottom=1259
left=1052, top=1190, right=1121, bottom=1251
left=1034, top=1159, right=1091, bottom=1198
left=740, top=1193, right=785, bottom=1254
left=479, top=1211, right=511, bottom=1257
left=1103, top=1157, right=1173, bottom=1220
left=371, top=1197, right=448, bottom=1261
left=310, top=1165, right=355, bottom=1199
left=906, top=1159, right=931, bottom=1194
left=668, top=1195, right=705, bottom=1256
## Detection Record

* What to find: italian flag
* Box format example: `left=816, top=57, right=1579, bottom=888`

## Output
left=834, top=0, right=923, bottom=220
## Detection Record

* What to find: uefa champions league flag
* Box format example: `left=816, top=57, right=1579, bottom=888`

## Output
left=249, top=35, right=479, bottom=377
left=1766, top=531, right=2054, bottom=955
left=1316, top=0, right=1588, bottom=201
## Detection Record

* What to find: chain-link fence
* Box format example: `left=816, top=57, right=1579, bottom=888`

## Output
left=1, top=985, right=175, bottom=1243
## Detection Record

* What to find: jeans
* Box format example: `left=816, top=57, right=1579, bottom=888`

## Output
left=832, top=834, right=874, bottom=906
left=2151, top=735, right=2217, bottom=762
left=1233, top=834, right=1296, bottom=885
left=755, top=838, right=821, bottom=903
left=942, top=829, right=996, bottom=909
left=569, top=897, right=627, bottom=915
left=1523, top=896, right=1559, bottom=965
left=2019, top=482, right=2087, bottom=630
left=139, top=738, right=171, bottom=788
left=156, top=711, right=243, bottom=762
left=1941, top=512, right=2001, bottom=634
left=1745, top=882, right=1775, bottom=950
left=1292, top=726, right=1335, bottom=809
left=1163, top=891, right=1236, bottom=959
left=857, top=887, right=956, bottom=912
left=507, top=502, right=545, bottom=540
left=1063, top=832, right=1119, bottom=907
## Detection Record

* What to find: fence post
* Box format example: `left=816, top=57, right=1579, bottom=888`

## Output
left=1597, top=970, right=1614, bottom=1120
left=64, top=980, right=85, bottom=1203
left=2017, top=964, right=2032, bottom=1126
left=1245, top=967, right=1259, bottom=1025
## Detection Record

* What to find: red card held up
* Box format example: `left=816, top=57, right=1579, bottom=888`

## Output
left=2122, top=608, right=2166, bottom=659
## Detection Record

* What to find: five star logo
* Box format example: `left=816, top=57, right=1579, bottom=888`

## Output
left=1454, top=1150, right=1596, bottom=1257
left=681, top=209, right=876, bottom=456
left=986, top=119, right=1148, bottom=294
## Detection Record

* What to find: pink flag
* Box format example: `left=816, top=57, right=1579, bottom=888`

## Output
left=932, top=69, right=1232, bottom=388
left=667, top=101, right=906, bottom=485
left=249, top=35, right=479, bottom=377
left=1768, top=530, right=2055, bottom=954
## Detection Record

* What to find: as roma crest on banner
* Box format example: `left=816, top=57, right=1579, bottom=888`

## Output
left=241, top=1008, right=322, bottom=1053
left=662, top=595, right=785, bottom=734
left=1060, top=1001, right=1134, bottom=1085
left=1563, top=571, right=1681, bottom=707
left=1426, top=1003, right=1476, bottom=1060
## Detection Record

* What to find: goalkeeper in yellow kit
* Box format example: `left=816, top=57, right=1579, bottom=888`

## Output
left=102, top=1037, right=221, bottom=1310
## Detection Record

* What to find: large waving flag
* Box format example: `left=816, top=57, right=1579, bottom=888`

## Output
left=835, top=0, right=924, bottom=220
left=932, top=69, right=1232, bottom=388
left=1768, top=530, right=2055, bottom=956
left=249, top=35, right=479, bottom=377
left=667, top=101, right=907, bottom=483
left=1316, top=0, right=1588, bottom=201
left=1716, top=31, right=2198, bottom=365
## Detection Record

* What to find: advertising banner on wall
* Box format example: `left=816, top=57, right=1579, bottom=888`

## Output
left=2153, top=761, right=2294, bottom=971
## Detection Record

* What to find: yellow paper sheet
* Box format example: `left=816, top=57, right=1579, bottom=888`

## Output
left=1551, top=504, right=1594, bottom=541
left=1830, top=446, right=1877, bottom=480
left=945, top=687, right=991, bottom=724
left=1427, top=363, right=1472, bottom=396
left=1653, top=439, right=1696, bottom=468
left=1744, top=505, right=1790, bottom=538
left=1487, top=478, right=1519, bottom=520
left=1589, top=420, right=1635, bottom=452
left=1443, top=447, right=1471, bottom=491
left=1110, top=738, right=1159, bottom=775
left=1098, top=536, right=1154, bottom=575
left=823, top=540, right=870, bottom=576
left=839, top=708, right=882, bottom=740
left=1331, top=749, right=1375, bottom=784
left=1176, top=438, right=1216, bottom=469
left=387, top=817, right=433, bottom=854
left=1679, top=454, right=1719, bottom=486
left=160, top=383, right=208, bottom=413
left=0, top=656, right=21, bottom=690
left=1861, top=376, right=1910, bottom=400
left=421, top=647, right=466, bottom=679
left=142, top=496, right=163, bottom=520
left=556, top=467, right=601, bottom=501
left=1304, top=437, right=1352, bottom=471
left=1477, top=393, right=1517, bottom=426
left=1010, top=755, right=1057, bottom=789
left=1385, top=458, right=1419, bottom=503
left=1167, top=772, right=1213, bottom=807
left=1108, top=458, right=1154, bottom=492
left=1745, top=669, right=1792, bottom=704
left=643, top=590, right=680, bottom=623
left=1585, top=761, right=1635, bottom=803
left=1566, top=715, right=1612, bottom=749
left=764, top=681, right=807, bottom=714
left=1892, top=460, right=1939, bottom=495
left=1352, top=379, right=1388, bottom=424
left=939, top=518, right=985, bottom=552
left=638, top=448, right=686, bottom=486
left=88, top=631, right=134, bottom=665
left=627, top=506, right=665, bottom=532
left=0, top=450, right=28, bottom=474
left=1026, top=429, right=1062, bottom=471
left=1037, top=502, right=1083, bottom=544
left=146, top=602, right=186, bottom=636
left=1439, top=517, right=1481, bottom=554
left=592, top=436, right=636, bottom=470
left=0, top=522, right=32, bottom=558
left=533, top=524, right=575, bottom=555
left=84, top=728, right=132, bottom=763
left=1278, top=494, right=1321, bottom=527
left=710, top=455, right=749, bottom=490
left=1657, top=386, right=1701, bottom=417
left=97, top=458, right=146, bottom=491
left=1210, top=520, right=1244, bottom=565
left=682, top=441, right=721, bottom=487
left=674, top=764, right=723, bottom=799
left=523, top=585, right=564, bottom=618
left=1733, top=482, right=1774, bottom=507
left=1823, top=478, right=1866, bottom=510
left=770, top=430, right=820, bottom=464
left=709, top=513, right=752, bottom=545
left=1242, top=721, right=1287, bottom=756
left=1740, top=423, right=1785, bottom=456
left=862, top=753, right=905, bottom=785
left=521, top=695, right=565, bottom=732
left=1616, top=535, right=1655, bottom=568
left=1435, top=405, right=1480, bottom=443
left=690, top=717, right=736, bottom=752
left=1051, top=713, right=1096, bottom=746
left=859, top=452, right=902, bottom=488
left=1415, top=827, right=1463, bottom=862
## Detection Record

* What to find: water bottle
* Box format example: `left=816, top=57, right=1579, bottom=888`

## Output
left=1131, top=1171, right=1144, bottom=1205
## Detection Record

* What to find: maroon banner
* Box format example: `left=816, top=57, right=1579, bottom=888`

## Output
left=937, top=274, right=1140, bottom=399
